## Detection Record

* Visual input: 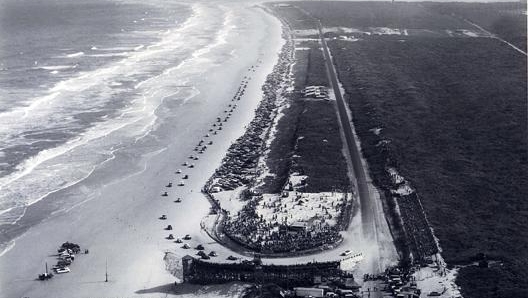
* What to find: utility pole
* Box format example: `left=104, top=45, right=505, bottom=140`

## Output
left=105, top=259, right=108, bottom=282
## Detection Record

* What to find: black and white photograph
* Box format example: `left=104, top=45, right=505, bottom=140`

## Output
left=0, top=0, right=526, bottom=297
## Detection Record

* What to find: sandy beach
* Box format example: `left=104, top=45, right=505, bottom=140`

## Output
left=0, top=3, right=285, bottom=298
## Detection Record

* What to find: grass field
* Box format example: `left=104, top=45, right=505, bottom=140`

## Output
left=290, top=1, right=471, bottom=30
left=262, top=39, right=349, bottom=194
left=423, top=2, right=527, bottom=52
left=276, top=1, right=527, bottom=297
left=327, top=23, right=527, bottom=298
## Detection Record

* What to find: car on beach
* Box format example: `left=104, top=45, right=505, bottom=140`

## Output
left=196, top=244, right=204, bottom=250
left=174, top=198, right=182, bottom=203
left=57, top=259, right=71, bottom=267
left=175, top=169, right=182, bottom=174
left=341, top=250, right=352, bottom=256
left=181, top=244, right=190, bottom=249
left=178, top=181, right=185, bottom=186
left=54, top=267, right=70, bottom=274
left=38, top=272, right=53, bottom=280
left=59, top=255, right=74, bottom=263
left=160, top=215, right=167, bottom=220
left=175, top=238, right=182, bottom=243
left=189, top=164, right=195, bottom=168
left=183, top=234, right=192, bottom=240
left=200, top=254, right=210, bottom=260
left=167, top=234, right=174, bottom=240
left=197, top=251, right=206, bottom=257
left=182, top=161, right=188, bottom=166
left=208, top=251, right=217, bottom=257
left=227, top=255, right=238, bottom=261
left=183, top=175, right=189, bottom=179
left=166, top=225, right=172, bottom=230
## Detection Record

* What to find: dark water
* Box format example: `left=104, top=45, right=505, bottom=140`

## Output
left=0, top=0, right=191, bottom=224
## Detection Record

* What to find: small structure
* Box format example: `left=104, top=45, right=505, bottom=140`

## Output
left=181, top=255, right=342, bottom=287
left=303, top=86, right=328, bottom=99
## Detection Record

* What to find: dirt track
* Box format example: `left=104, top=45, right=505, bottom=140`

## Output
left=315, top=17, right=398, bottom=276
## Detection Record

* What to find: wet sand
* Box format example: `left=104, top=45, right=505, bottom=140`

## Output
left=0, top=5, right=284, bottom=298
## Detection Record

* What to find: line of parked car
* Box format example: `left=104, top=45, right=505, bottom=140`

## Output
left=39, top=242, right=84, bottom=280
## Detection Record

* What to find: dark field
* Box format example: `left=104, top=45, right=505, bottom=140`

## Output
left=423, top=2, right=527, bottom=52
left=291, top=1, right=471, bottom=30
left=329, top=35, right=527, bottom=296
left=263, top=41, right=349, bottom=194
left=275, top=1, right=528, bottom=297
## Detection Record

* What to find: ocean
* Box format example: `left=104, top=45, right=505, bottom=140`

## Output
left=0, top=0, right=263, bottom=250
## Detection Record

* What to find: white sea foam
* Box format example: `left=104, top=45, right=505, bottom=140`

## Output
left=85, top=52, right=130, bottom=58
left=35, top=65, right=78, bottom=70
left=66, top=51, right=85, bottom=58
left=0, top=2, right=239, bottom=226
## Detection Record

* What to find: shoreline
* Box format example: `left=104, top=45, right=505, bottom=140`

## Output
left=0, top=4, right=286, bottom=297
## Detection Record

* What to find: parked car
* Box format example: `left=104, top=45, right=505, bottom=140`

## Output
left=197, top=251, right=206, bottom=257
left=181, top=244, right=190, bottom=249
left=54, top=267, right=71, bottom=274
left=196, top=244, right=204, bottom=250
left=341, top=250, right=352, bottom=256
left=38, top=272, right=53, bottom=280
left=183, top=234, right=192, bottom=240
left=57, top=260, right=71, bottom=267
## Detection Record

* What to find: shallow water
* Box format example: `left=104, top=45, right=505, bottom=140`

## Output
left=0, top=0, right=265, bottom=241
